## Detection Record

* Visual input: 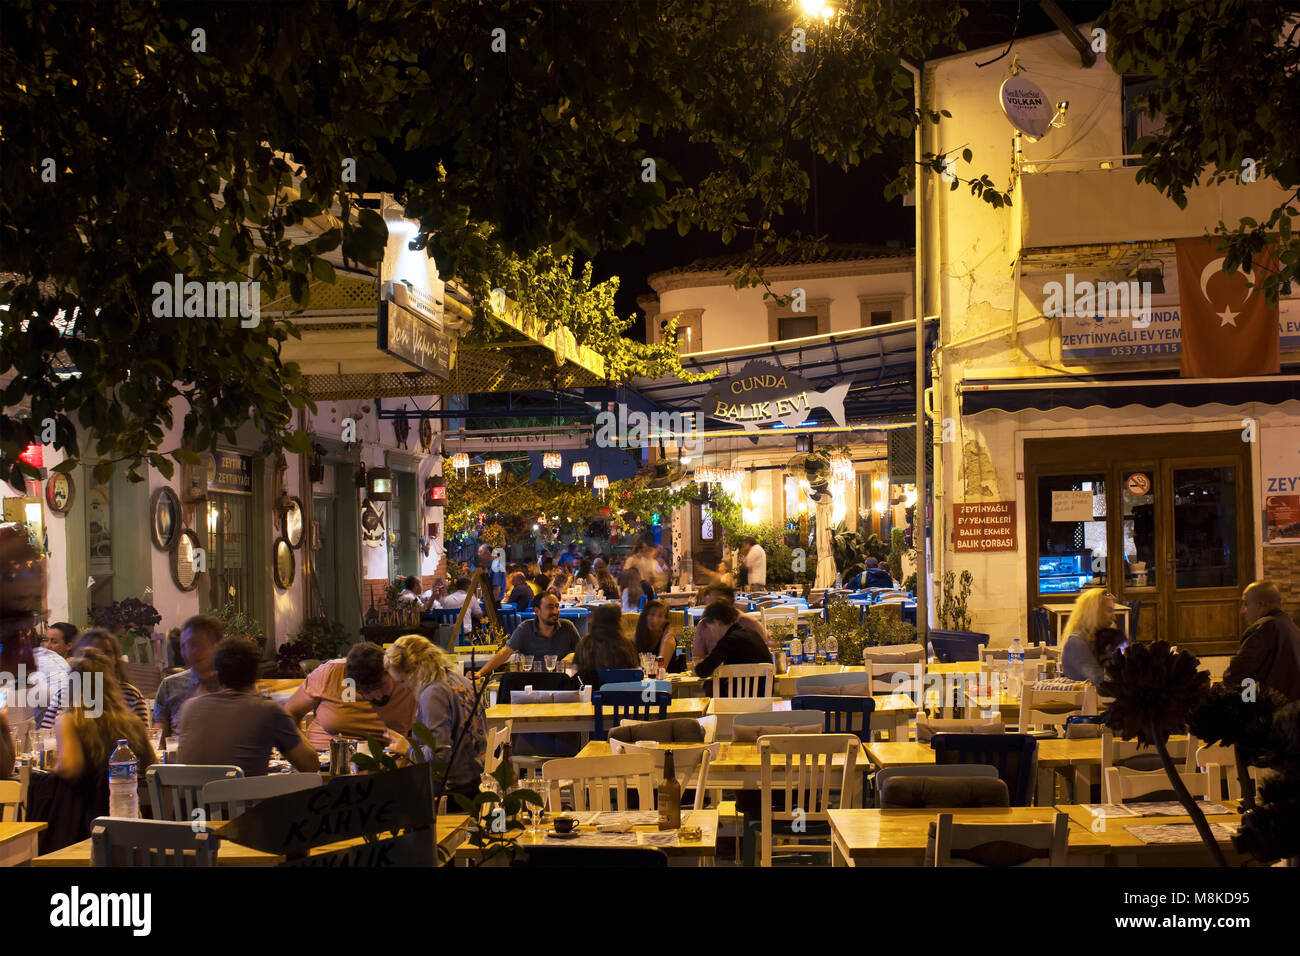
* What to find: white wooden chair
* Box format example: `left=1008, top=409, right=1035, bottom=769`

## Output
left=1017, top=681, right=1096, bottom=733
left=865, top=659, right=925, bottom=698
left=146, top=765, right=244, bottom=822
left=0, top=779, right=21, bottom=822
left=711, top=663, right=775, bottom=699
left=708, top=696, right=786, bottom=741
left=485, top=722, right=512, bottom=775
left=757, top=733, right=859, bottom=867
left=607, top=739, right=720, bottom=791
left=199, top=772, right=323, bottom=820
left=761, top=605, right=799, bottom=633
left=1104, top=764, right=1211, bottom=804
left=1189, top=742, right=1258, bottom=801
left=932, top=812, right=1069, bottom=867
left=539, top=753, right=655, bottom=813
left=90, top=817, right=218, bottom=867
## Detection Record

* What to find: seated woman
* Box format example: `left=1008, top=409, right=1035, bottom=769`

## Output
left=573, top=605, right=639, bottom=686
left=54, top=650, right=157, bottom=840
left=632, top=599, right=678, bottom=671
left=1060, top=588, right=1121, bottom=684
left=39, top=628, right=150, bottom=731
left=384, top=635, right=485, bottom=801
left=1064, top=625, right=1128, bottom=686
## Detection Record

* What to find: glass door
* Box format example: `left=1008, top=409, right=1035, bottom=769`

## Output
left=1160, top=458, right=1247, bottom=654
left=1112, top=465, right=1160, bottom=643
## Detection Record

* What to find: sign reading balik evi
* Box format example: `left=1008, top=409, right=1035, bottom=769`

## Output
left=444, top=426, right=594, bottom=453
left=377, top=281, right=453, bottom=378
left=703, top=360, right=851, bottom=431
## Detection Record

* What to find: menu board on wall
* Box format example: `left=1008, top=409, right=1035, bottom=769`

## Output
left=1264, top=425, right=1300, bottom=544
left=953, top=501, right=1018, bottom=552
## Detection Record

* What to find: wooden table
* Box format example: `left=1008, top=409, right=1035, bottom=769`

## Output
left=865, top=737, right=1191, bottom=806
left=577, top=739, right=868, bottom=801
left=454, top=809, right=719, bottom=866
left=32, top=814, right=471, bottom=867
left=1056, top=803, right=1246, bottom=866
left=255, top=678, right=303, bottom=705
left=486, top=698, right=710, bottom=743
left=772, top=663, right=865, bottom=697
left=1042, top=602, right=1130, bottom=644
left=0, top=822, right=47, bottom=866
left=827, top=807, right=1110, bottom=866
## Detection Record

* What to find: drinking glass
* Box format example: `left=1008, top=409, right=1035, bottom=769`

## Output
left=521, top=654, right=535, bottom=672
left=544, top=654, right=558, bottom=673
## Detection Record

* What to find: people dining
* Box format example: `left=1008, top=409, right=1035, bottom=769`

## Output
left=53, top=649, right=157, bottom=843
left=438, top=576, right=483, bottom=636
left=860, top=556, right=895, bottom=588
left=286, top=642, right=417, bottom=750
left=574, top=604, right=640, bottom=686
left=633, top=599, right=678, bottom=669
left=474, top=591, right=581, bottom=678
left=0, top=627, right=67, bottom=727
left=691, top=601, right=773, bottom=683
left=398, top=574, right=425, bottom=607
left=40, top=629, right=150, bottom=731
left=1063, top=626, right=1127, bottom=686
left=505, top=572, right=535, bottom=610
left=154, top=614, right=222, bottom=738
left=595, top=563, right=620, bottom=600
left=1060, top=588, right=1118, bottom=683
left=740, top=535, right=767, bottom=590
left=42, top=621, right=77, bottom=660
left=1224, top=580, right=1300, bottom=700
left=177, top=638, right=319, bottom=777
left=620, top=566, right=653, bottom=612
left=692, top=585, right=769, bottom=660
left=384, top=635, right=486, bottom=800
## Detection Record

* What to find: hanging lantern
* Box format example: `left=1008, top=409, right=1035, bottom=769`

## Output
left=829, top=452, right=854, bottom=484
left=484, top=459, right=502, bottom=486
left=593, top=474, right=609, bottom=497
left=451, top=452, right=469, bottom=475
left=542, top=451, right=561, bottom=470
left=571, top=460, right=590, bottom=485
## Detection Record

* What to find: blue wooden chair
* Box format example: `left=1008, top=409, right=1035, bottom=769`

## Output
left=930, top=733, right=1040, bottom=807
left=591, top=689, right=671, bottom=740
left=1031, top=607, right=1052, bottom=646
left=791, top=694, right=876, bottom=739
left=596, top=668, right=643, bottom=688
left=496, top=608, right=520, bottom=636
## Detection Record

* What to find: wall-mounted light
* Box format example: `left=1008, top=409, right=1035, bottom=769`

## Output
left=425, top=475, right=445, bottom=507
left=367, top=467, right=394, bottom=502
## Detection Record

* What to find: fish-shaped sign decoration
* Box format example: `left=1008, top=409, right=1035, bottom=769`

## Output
left=704, top=361, right=852, bottom=431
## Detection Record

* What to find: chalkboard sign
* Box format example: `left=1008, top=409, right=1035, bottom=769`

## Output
left=221, top=764, right=435, bottom=854
left=278, top=829, right=436, bottom=868
left=378, top=288, right=452, bottom=378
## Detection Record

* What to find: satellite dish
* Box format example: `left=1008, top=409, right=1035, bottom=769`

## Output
left=999, top=74, right=1054, bottom=139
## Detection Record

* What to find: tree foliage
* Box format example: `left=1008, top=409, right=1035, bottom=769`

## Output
left=2, top=1, right=1004, bottom=485
left=1098, top=0, right=1300, bottom=297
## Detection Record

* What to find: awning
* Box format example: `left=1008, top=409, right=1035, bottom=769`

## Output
left=961, top=368, right=1300, bottom=415
left=627, top=319, right=935, bottom=429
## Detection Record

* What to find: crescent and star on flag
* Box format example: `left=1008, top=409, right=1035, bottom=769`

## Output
left=1198, top=257, right=1257, bottom=327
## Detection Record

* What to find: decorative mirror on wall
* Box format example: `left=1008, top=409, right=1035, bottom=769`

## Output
left=150, top=486, right=182, bottom=551
left=171, top=529, right=202, bottom=591
left=280, top=496, right=305, bottom=549
left=273, top=537, right=295, bottom=589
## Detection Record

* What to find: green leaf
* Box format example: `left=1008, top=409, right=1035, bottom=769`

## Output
left=311, top=258, right=336, bottom=284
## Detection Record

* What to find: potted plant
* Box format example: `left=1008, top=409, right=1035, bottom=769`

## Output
left=213, top=600, right=267, bottom=650
left=928, top=570, right=989, bottom=662
left=89, top=597, right=161, bottom=660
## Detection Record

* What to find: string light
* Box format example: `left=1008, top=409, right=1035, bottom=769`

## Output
left=593, top=474, right=608, bottom=497
left=484, top=459, right=501, bottom=486
left=542, top=451, right=561, bottom=470
left=571, top=460, right=590, bottom=485
left=451, top=452, right=469, bottom=475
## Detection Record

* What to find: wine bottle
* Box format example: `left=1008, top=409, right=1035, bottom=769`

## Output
left=657, top=749, right=681, bottom=831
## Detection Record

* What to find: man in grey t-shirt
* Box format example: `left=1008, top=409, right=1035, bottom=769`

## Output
left=473, top=592, right=580, bottom=678
left=177, top=638, right=319, bottom=777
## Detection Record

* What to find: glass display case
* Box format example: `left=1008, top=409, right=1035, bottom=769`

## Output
left=1038, top=551, right=1094, bottom=595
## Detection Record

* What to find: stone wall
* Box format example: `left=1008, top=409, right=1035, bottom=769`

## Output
left=1262, top=545, right=1300, bottom=621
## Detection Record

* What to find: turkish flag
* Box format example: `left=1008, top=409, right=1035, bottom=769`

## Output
left=1177, top=237, right=1280, bottom=377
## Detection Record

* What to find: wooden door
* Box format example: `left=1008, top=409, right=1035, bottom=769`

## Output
left=1110, top=462, right=1162, bottom=645
left=1160, top=456, right=1252, bottom=656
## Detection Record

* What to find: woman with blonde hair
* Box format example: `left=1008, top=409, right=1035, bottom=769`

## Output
left=54, top=649, right=157, bottom=839
left=384, top=635, right=485, bottom=799
left=1060, top=588, right=1119, bottom=684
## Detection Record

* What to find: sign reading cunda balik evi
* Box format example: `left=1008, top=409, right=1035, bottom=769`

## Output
left=703, top=361, right=851, bottom=431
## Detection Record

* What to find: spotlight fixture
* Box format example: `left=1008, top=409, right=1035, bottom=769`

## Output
left=367, top=467, right=394, bottom=502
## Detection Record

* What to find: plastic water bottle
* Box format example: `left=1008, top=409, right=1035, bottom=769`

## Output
left=826, top=635, right=839, bottom=664
left=789, top=636, right=802, bottom=666
left=803, top=634, right=817, bottom=665
left=1009, top=638, right=1025, bottom=697
left=108, top=739, right=140, bottom=819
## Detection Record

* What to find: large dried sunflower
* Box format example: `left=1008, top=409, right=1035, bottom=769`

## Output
left=1099, top=640, right=1211, bottom=746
